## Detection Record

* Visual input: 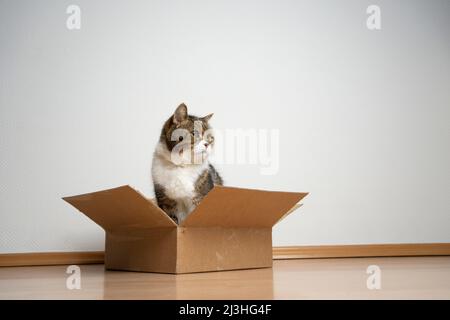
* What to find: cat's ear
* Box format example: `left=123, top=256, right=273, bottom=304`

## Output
left=173, top=103, right=188, bottom=124
left=202, top=113, right=214, bottom=122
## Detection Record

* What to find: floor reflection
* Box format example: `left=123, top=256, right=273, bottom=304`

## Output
left=102, top=267, right=274, bottom=299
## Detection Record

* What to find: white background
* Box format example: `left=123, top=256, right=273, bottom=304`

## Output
left=1, top=0, right=449, bottom=253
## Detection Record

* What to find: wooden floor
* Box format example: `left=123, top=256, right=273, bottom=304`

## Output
left=0, top=257, right=449, bottom=299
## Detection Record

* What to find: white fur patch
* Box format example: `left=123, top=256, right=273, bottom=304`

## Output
left=151, top=142, right=209, bottom=223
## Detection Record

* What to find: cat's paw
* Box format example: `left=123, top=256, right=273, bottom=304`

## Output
left=192, top=197, right=202, bottom=207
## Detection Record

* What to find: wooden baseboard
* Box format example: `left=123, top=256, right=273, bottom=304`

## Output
left=0, top=251, right=104, bottom=267
left=272, top=243, right=450, bottom=259
left=1, top=243, right=449, bottom=267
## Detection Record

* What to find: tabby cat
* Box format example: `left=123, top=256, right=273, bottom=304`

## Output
left=151, top=103, right=223, bottom=224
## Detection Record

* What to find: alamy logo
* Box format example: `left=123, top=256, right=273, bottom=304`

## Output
left=66, top=265, right=81, bottom=290
left=366, top=265, right=381, bottom=290
left=366, top=5, right=381, bottom=30
left=66, top=5, right=81, bottom=30
left=169, top=122, right=279, bottom=175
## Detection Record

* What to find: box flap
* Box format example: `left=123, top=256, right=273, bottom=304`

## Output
left=274, top=203, right=303, bottom=225
left=62, top=185, right=176, bottom=231
left=181, top=186, right=308, bottom=228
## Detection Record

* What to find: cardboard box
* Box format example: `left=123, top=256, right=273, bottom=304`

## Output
left=63, top=185, right=308, bottom=274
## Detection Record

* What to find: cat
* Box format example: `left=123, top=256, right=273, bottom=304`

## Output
left=151, top=103, right=223, bottom=224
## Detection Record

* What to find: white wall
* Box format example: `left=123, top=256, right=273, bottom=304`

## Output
left=1, top=0, right=449, bottom=253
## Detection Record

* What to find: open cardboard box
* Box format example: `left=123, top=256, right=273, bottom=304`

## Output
left=63, top=185, right=308, bottom=274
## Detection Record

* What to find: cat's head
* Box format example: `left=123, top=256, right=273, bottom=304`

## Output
left=160, top=103, right=215, bottom=165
